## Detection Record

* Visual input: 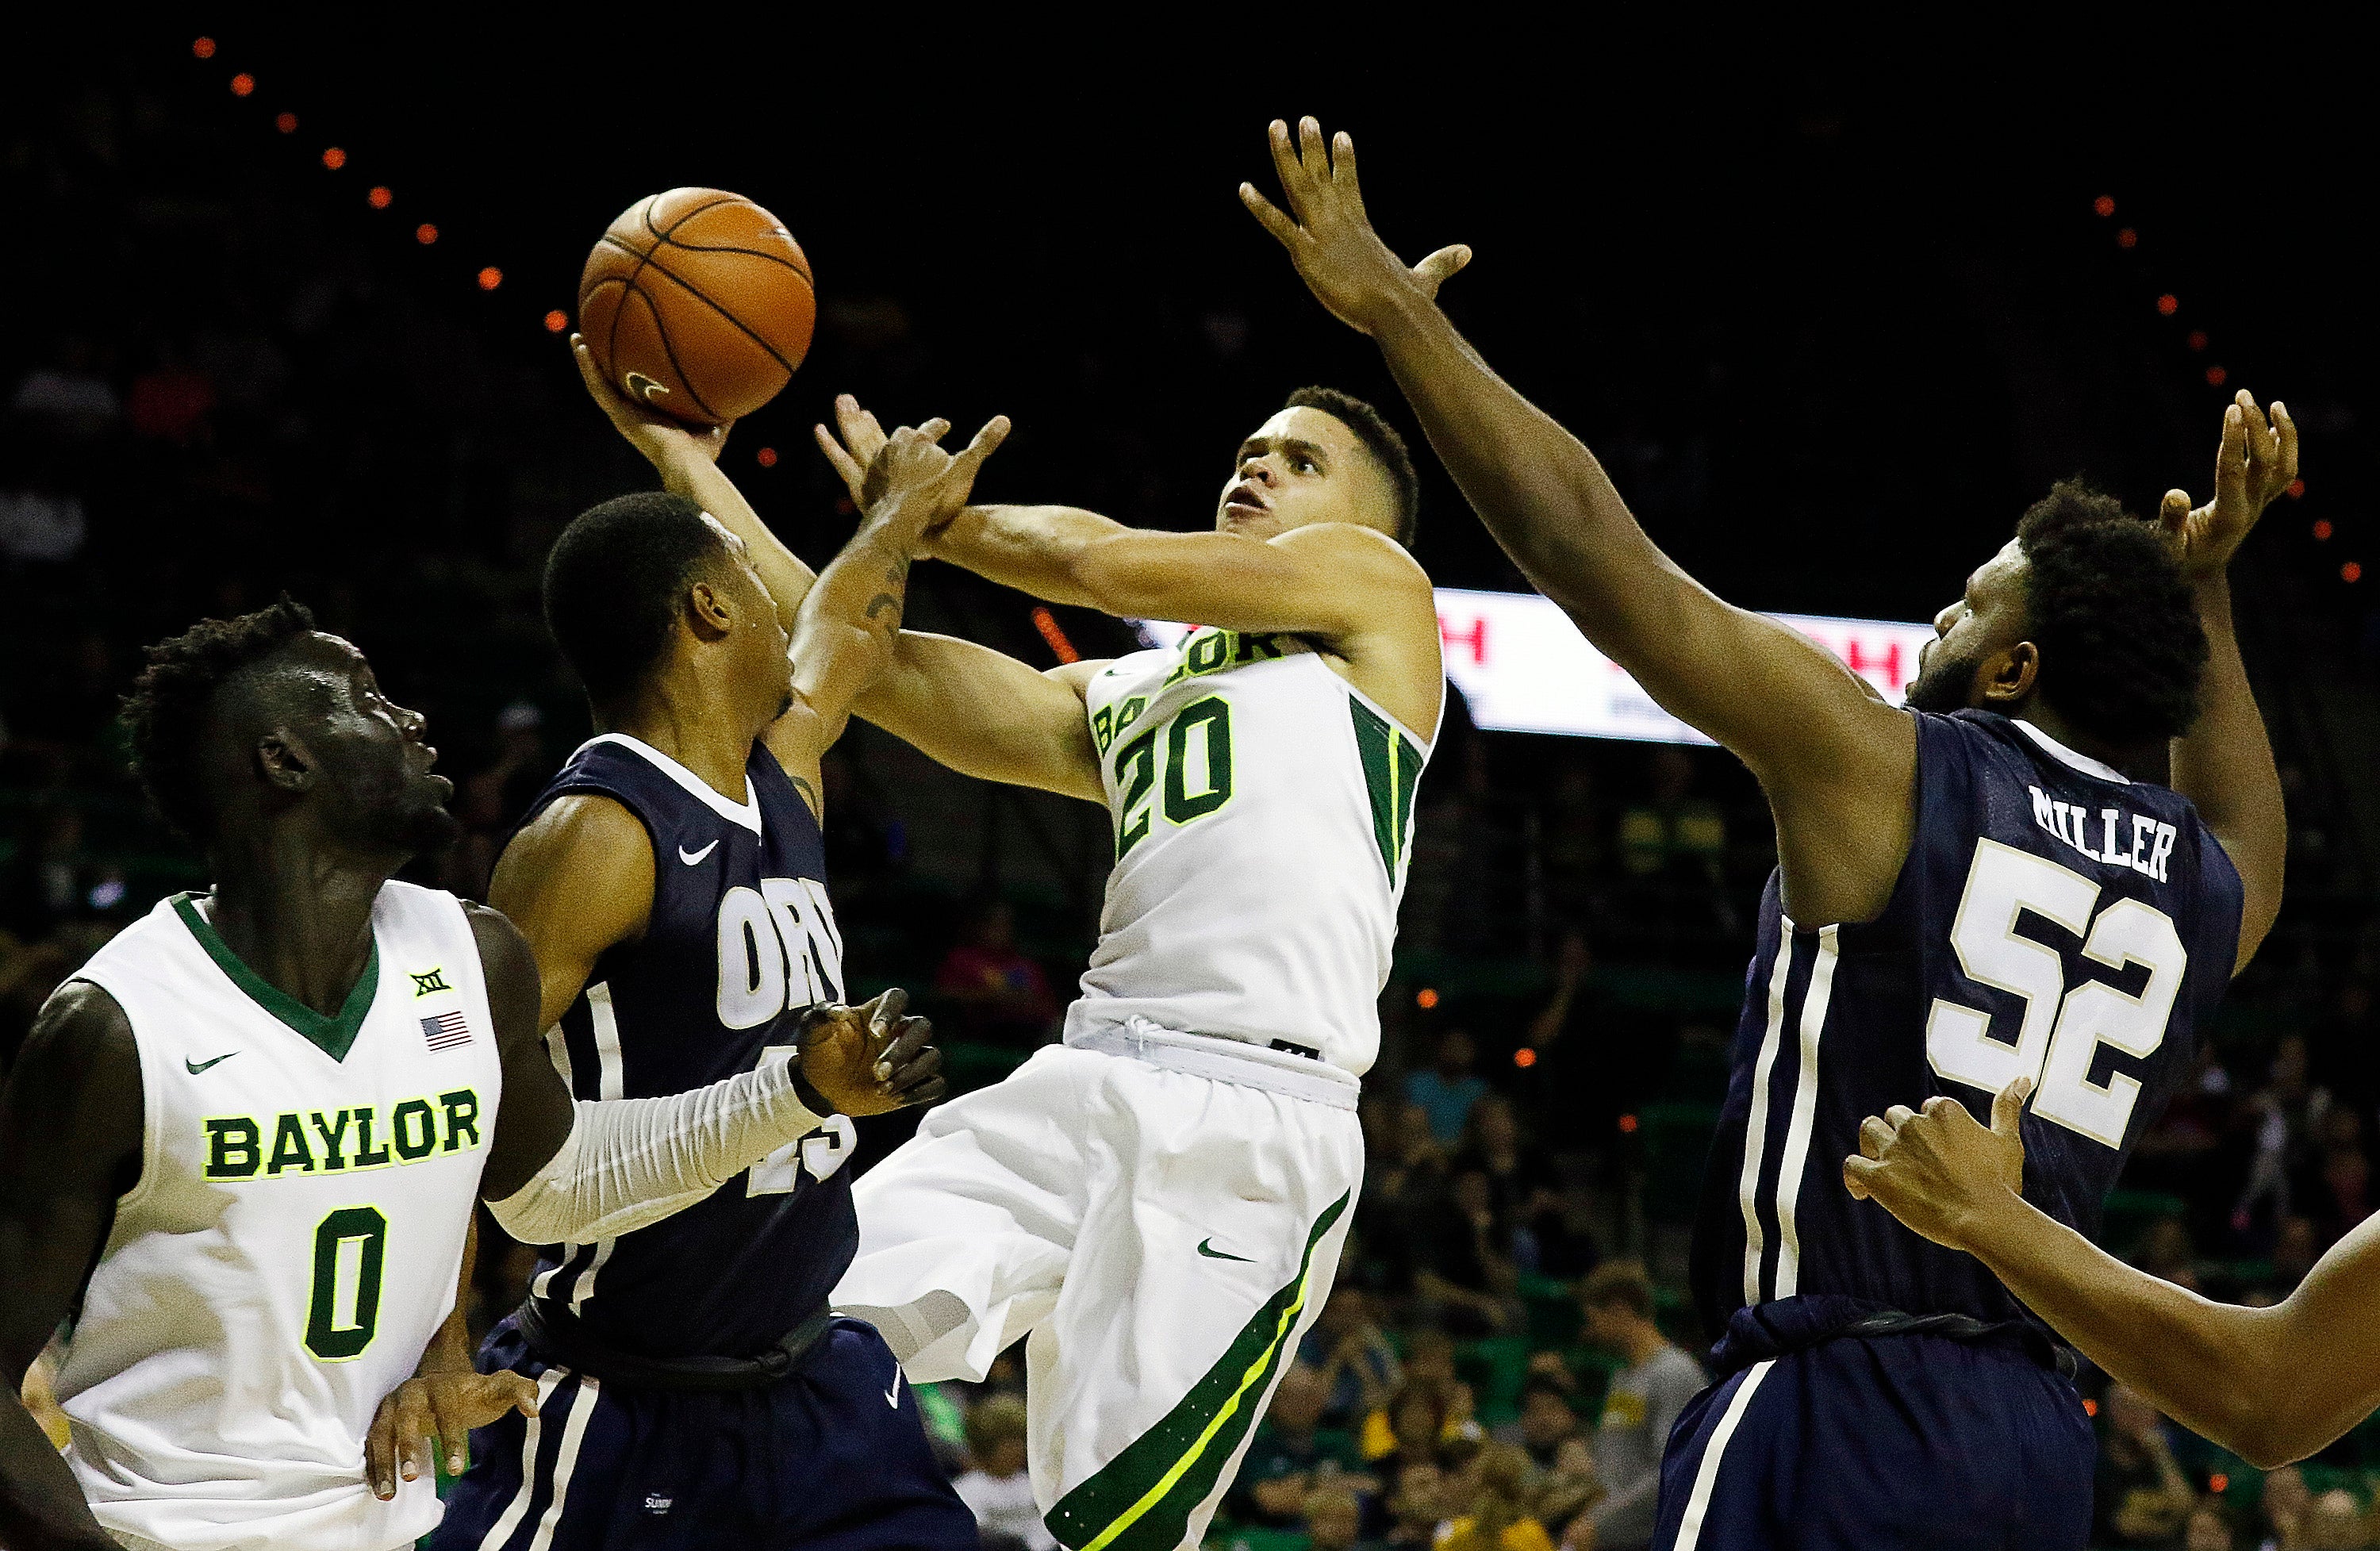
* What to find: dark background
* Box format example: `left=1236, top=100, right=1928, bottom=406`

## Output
left=9, top=25, right=2380, bottom=1547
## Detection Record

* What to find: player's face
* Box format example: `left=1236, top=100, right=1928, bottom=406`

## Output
left=1215, top=408, right=1395, bottom=541
left=267, top=633, right=460, bottom=854
left=707, top=519, right=795, bottom=720
left=1906, top=539, right=2031, bottom=714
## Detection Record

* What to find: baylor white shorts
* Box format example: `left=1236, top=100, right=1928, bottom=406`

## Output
left=835, top=1023, right=1362, bottom=1551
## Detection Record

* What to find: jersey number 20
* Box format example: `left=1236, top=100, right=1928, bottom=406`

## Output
left=1927, top=838, right=2187, bottom=1148
left=1114, top=696, right=1234, bottom=858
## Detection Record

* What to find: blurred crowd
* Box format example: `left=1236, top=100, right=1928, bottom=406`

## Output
left=13, top=49, right=2380, bottom=1551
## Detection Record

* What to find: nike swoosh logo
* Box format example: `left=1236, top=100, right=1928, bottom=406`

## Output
left=1197, top=1238, right=1253, bottom=1262
left=186, top=1052, right=238, bottom=1074
left=885, top=1368, right=903, bottom=1409
left=678, top=840, right=719, bottom=866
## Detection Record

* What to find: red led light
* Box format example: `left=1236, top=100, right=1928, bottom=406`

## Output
left=1416, top=988, right=1440, bottom=1010
left=1513, top=1047, right=1537, bottom=1069
left=2082, top=1398, right=2098, bottom=1417
left=543, top=309, right=568, bottom=333
left=2314, top=520, right=2333, bottom=541
left=1029, top=605, right=1080, bottom=664
left=1618, top=1114, right=1639, bottom=1134
left=368, top=186, right=392, bottom=209
left=230, top=73, right=255, bottom=97
left=2186, top=330, right=2208, bottom=351
left=193, top=36, right=217, bottom=59
left=275, top=112, right=298, bottom=134
left=321, top=147, right=347, bottom=171
left=2210, top=1473, right=2229, bottom=1494
left=756, top=447, right=779, bottom=468
left=2093, top=195, right=2115, bottom=217
left=2344, top=561, right=2363, bottom=584
left=2289, top=478, right=2307, bottom=499
left=478, top=267, right=503, bottom=291
left=2156, top=294, right=2178, bottom=316
left=2116, top=228, right=2137, bottom=248
left=416, top=224, right=439, bottom=245
left=2205, top=366, right=2228, bottom=387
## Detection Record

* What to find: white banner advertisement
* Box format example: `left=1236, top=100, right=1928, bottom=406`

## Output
left=1140, top=588, right=1938, bottom=746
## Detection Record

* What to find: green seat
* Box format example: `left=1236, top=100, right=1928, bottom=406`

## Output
left=1456, top=1335, right=1534, bottom=1426
left=1520, top=1273, right=1581, bottom=1348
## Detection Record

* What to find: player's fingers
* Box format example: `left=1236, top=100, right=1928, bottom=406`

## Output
left=1298, top=117, right=1333, bottom=197
left=877, top=1015, right=935, bottom=1083
left=2157, top=489, right=2192, bottom=538
left=916, top=417, right=952, bottom=446
left=1883, top=1104, right=1917, bottom=1129
left=952, top=416, right=1012, bottom=476
left=366, top=1396, right=400, bottom=1499
left=1842, top=1154, right=1881, bottom=1200
left=1858, top=1114, right=1894, bottom=1159
left=836, top=394, right=890, bottom=461
left=1266, top=120, right=1310, bottom=216
left=2238, top=390, right=2274, bottom=479
left=900, top=1074, right=950, bottom=1108
left=393, top=1384, right=435, bottom=1483
left=1992, top=1075, right=2033, bottom=1138
left=2274, top=400, right=2299, bottom=490
left=2216, top=404, right=2248, bottom=506
left=1240, top=184, right=1303, bottom=248
left=1412, top=244, right=1473, bottom=294
left=813, top=424, right=869, bottom=500
left=888, top=1042, right=944, bottom=1096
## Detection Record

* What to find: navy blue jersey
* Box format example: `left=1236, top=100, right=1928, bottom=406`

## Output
left=520, top=734, right=852, bottom=1360
left=1692, top=710, right=2244, bottom=1341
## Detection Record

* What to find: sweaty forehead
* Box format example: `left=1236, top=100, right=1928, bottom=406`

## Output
left=232, top=632, right=370, bottom=723
left=1967, top=539, right=2029, bottom=607
left=1244, top=405, right=1359, bottom=459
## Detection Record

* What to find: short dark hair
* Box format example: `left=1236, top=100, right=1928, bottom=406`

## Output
left=2015, top=481, right=2207, bottom=747
left=1579, top=1259, right=1656, bottom=1320
left=121, top=594, right=318, bottom=840
left=544, top=490, right=730, bottom=705
left=1286, top=386, right=1419, bottom=547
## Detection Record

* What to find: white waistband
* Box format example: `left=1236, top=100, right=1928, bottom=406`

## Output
left=1063, top=1018, right=1361, bottom=1109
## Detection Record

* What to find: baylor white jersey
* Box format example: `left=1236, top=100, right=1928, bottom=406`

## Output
left=59, top=881, right=503, bottom=1551
left=1065, top=628, right=1437, bottom=1076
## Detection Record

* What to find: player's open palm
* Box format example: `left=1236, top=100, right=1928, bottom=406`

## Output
left=2160, top=390, right=2297, bottom=580
left=1240, top=117, right=1470, bottom=336
left=1842, top=1077, right=2031, bottom=1254
left=800, top=987, right=946, bottom=1115
left=367, top=1369, right=539, bottom=1499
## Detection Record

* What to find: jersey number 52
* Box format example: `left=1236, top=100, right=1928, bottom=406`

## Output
left=1926, top=839, right=2186, bottom=1148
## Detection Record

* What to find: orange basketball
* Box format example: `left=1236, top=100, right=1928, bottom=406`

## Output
left=578, top=188, right=816, bottom=426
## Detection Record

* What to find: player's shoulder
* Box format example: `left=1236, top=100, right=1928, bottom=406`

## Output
left=494, top=789, right=656, bottom=908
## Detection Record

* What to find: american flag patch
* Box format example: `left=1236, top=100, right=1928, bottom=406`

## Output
left=421, top=1012, right=473, bottom=1051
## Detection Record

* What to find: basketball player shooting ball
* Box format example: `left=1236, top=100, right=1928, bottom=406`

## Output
left=583, top=328, right=1444, bottom=1547
left=1244, top=117, right=2290, bottom=1550
left=0, top=597, right=943, bottom=1551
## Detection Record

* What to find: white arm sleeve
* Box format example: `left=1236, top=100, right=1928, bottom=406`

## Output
left=486, top=1054, right=827, bottom=1244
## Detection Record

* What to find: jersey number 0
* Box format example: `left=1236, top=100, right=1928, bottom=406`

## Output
left=1926, top=839, right=2187, bottom=1148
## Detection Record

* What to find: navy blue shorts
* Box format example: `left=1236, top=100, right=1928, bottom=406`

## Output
left=1652, top=1319, right=2094, bottom=1550
left=426, top=1315, right=977, bottom=1551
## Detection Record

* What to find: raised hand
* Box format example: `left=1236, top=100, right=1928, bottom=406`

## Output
left=570, top=332, right=729, bottom=470
left=798, top=988, right=946, bottom=1115
left=814, top=394, right=892, bottom=508
left=1841, top=1077, right=2031, bottom=1253
left=1240, top=117, right=1471, bottom=336
left=365, top=1369, right=540, bottom=1499
left=2159, top=390, right=2297, bottom=581
left=815, top=401, right=1008, bottom=537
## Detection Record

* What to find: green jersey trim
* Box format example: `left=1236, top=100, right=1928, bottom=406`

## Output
left=171, top=893, right=380, bottom=1064
left=1349, top=700, right=1422, bottom=881
left=1046, top=1192, right=1349, bottom=1551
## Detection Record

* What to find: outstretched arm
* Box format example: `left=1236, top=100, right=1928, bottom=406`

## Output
left=2159, top=393, right=2294, bottom=971
left=760, top=416, right=1011, bottom=803
left=1845, top=1078, right=2380, bottom=1468
left=0, top=983, right=146, bottom=1551
left=1244, top=117, right=1914, bottom=924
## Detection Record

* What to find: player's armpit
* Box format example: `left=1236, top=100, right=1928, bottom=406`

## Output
left=854, top=632, right=1106, bottom=803
left=0, top=982, right=144, bottom=1551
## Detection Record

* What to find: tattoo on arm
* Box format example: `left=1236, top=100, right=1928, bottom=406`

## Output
left=865, top=593, right=902, bottom=625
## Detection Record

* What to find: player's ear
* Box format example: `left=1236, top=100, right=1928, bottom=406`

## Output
left=254, top=729, right=315, bottom=793
left=1978, top=640, right=2039, bottom=708
left=684, top=578, right=735, bottom=642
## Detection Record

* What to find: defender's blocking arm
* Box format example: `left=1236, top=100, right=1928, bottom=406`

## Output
left=1245, top=118, right=1915, bottom=921
left=2159, top=394, right=2294, bottom=968
left=1844, top=1079, right=2380, bottom=1468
